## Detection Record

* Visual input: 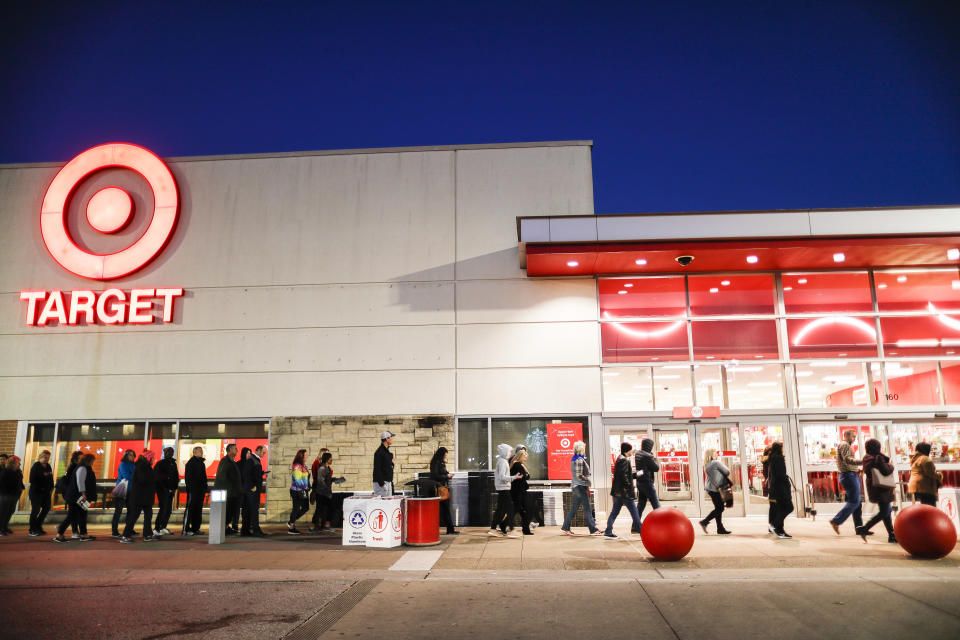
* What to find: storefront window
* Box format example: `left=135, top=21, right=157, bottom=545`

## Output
left=490, top=417, right=588, bottom=481
left=601, top=320, right=689, bottom=362
left=602, top=367, right=655, bottom=412
left=943, top=362, right=960, bottom=404
left=880, top=315, right=960, bottom=358
left=688, top=274, right=775, bottom=315
left=19, top=423, right=55, bottom=510
left=724, top=364, right=786, bottom=409
left=54, top=422, right=146, bottom=510
left=883, top=361, right=942, bottom=406
left=743, top=424, right=783, bottom=503
left=652, top=365, right=693, bottom=409
left=916, top=422, right=960, bottom=488
left=875, top=269, right=960, bottom=312
left=177, top=422, right=269, bottom=507
left=782, top=271, right=873, bottom=314
left=691, top=319, right=779, bottom=360
left=599, top=276, right=686, bottom=318
left=456, top=418, right=489, bottom=471
left=794, top=361, right=872, bottom=408
left=693, top=365, right=723, bottom=408
left=786, top=316, right=879, bottom=359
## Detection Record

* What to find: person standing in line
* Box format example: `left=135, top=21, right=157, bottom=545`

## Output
left=0, top=456, right=25, bottom=535
left=183, top=446, right=208, bottom=536
left=429, top=447, right=458, bottom=535
left=561, top=441, right=600, bottom=536
left=634, top=438, right=661, bottom=523
left=489, top=444, right=521, bottom=538
left=509, top=449, right=534, bottom=536
left=829, top=430, right=864, bottom=535
left=58, top=450, right=83, bottom=539
left=28, top=450, right=54, bottom=536
left=858, top=438, right=897, bottom=543
left=111, top=450, right=136, bottom=538
left=54, top=454, right=97, bottom=542
left=121, top=450, right=157, bottom=543
left=213, top=444, right=242, bottom=535
left=767, top=442, right=793, bottom=539
left=313, top=452, right=345, bottom=533
left=242, top=445, right=268, bottom=536
left=0, top=454, right=7, bottom=466
left=287, top=449, right=310, bottom=535
left=908, top=442, right=941, bottom=507
left=153, top=447, right=178, bottom=537
left=603, top=443, right=645, bottom=540
left=373, top=431, right=395, bottom=497
left=761, top=444, right=776, bottom=533
left=239, top=447, right=252, bottom=534
left=309, top=448, right=331, bottom=531
left=699, top=448, right=733, bottom=535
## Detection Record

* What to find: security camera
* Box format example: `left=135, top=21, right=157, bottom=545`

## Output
left=675, top=255, right=694, bottom=267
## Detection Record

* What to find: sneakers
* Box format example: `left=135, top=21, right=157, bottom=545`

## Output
left=119, top=536, right=134, bottom=544
left=560, top=529, right=574, bottom=536
left=183, top=531, right=195, bottom=536
left=160, top=528, right=171, bottom=536
left=589, top=530, right=603, bottom=536
left=71, top=533, right=82, bottom=540
left=143, top=536, right=157, bottom=542
left=768, top=525, right=775, bottom=534
left=888, top=534, right=898, bottom=544
left=153, top=530, right=163, bottom=537
left=855, top=526, right=869, bottom=543
left=488, top=529, right=503, bottom=537
left=602, top=532, right=618, bottom=540
left=829, top=521, right=840, bottom=535
left=52, top=536, right=66, bottom=543
left=79, top=535, right=95, bottom=542
left=29, top=531, right=41, bottom=537
left=699, top=520, right=709, bottom=534
left=522, top=530, right=534, bottom=536
left=717, top=529, right=732, bottom=535
left=287, top=527, right=303, bottom=535
left=503, top=532, right=519, bottom=539
left=776, top=531, right=792, bottom=539
left=445, top=531, right=460, bottom=535
left=111, top=533, right=122, bottom=539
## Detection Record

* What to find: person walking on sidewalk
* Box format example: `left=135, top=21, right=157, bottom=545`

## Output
left=908, top=443, right=942, bottom=507
left=28, top=450, right=54, bottom=536
left=761, top=444, right=776, bottom=533
left=184, top=447, right=208, bottom=536
left=57, top=450, right=83, bottom=539
left=312, top=452, right=344, bottom=532
left=310, top=448, right=331, bottom=531
left=634, top=438, right=661, bottom=526
left=54, top=454, right=97, bottom=543
left=603, top=442, right=644, bottom=540
left=214, top=444, right=242, bottom=535
left=767, top=442, right=794, bottom=539
left=561, top=441, right=600, bottom=536
left=510, top=449, right=534, bottom=536
left=242, top=445, right=268, bottom=536
left=153, top=447, right=178, bottom=537
left=121, top=450, right=157, bottom=543
left=857, top=438, right=897, bottom=543
left=830, top=430, right=864, bottom=535
left=699, top=448, right=732, bottom=535
left=0, top=456, right=25, bottom=535
left=430, top=447, right=458, bottom=535
left=489, top=444, right=521, bottom=538
left=287, top=449, right=310, bottom=535
left=111, top=449, right=136, bottom=538
left=373, top=432, right=395, bottom=497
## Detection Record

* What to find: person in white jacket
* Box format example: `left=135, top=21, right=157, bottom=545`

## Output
left=489, top=444, right=521, bottom=538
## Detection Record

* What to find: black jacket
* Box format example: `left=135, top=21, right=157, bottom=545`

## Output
left=863, top=453, right=896, bottom=504
left=154, top=457, right=180, bottom=492
left=510, top=462, right=529, bottom=496
left=29, top=461, right=53, bottom=494
left=213, top=456, right=242, bottom=498
left=611, top=454, right=636, bottom=500
left=429, top=458, right=451, bottom=487
left=373, top=444, right=394, bottom=486
left=0, top=468, right=24, bottom=497
left=767, top=454, right=791, bottom=501
left=634, top=450, right=659, bottom=485
left=185, top=457, right=208, bottom=494
left=242, top=454, right=264, bottom=493
left=128, top=457, right=157, bottom=507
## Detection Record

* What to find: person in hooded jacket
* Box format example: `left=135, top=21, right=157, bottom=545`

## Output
left=908, top=442, right=941, bottom=507
left=603, top=442, right=645, bottom=539
left=184, top=447, right=208, bottom=535
left=53, top=454, right=96, bottom=542
left=121, top=450, right=158, bottom=543
left=0, top=456, right=25, bottom=535
left=699, top=448, right=732, bottom=535
left=489, top=444, right=522, bottom=538
left=28, top=450, right=54, bottom=536
left=111, top=449, right=136, bottom=538
left=214, top=443, right=242, bottom=535
left=633, top=438, right=661, bottom=532
left=153, top=447, right=179, bottom=537
left=857, top=438, right=897, bottom=543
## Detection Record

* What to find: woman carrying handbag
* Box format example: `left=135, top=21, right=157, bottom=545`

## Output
left=858, top=438, right=897, bottom=543
left=429, top=447, right=458, bottom=535
left=699, top=449, right=732, bottom=535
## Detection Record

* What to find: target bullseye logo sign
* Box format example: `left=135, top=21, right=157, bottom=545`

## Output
left=20, top=143, right=185, bottom=326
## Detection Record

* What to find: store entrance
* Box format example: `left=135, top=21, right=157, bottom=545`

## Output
left=608, top=421, right=789, bottom=519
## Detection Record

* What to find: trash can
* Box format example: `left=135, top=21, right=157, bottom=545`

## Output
left=404, top=497, right=440, bottom=546
left=366, top=496, right=403, bottom=548
left=342, top=496, right=373, bottom=546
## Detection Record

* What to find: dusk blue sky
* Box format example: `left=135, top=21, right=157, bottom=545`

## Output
left=2, top=1, right=958, bottom=214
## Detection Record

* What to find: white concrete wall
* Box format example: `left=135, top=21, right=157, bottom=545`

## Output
left=0, top=142, right=601, bottom=420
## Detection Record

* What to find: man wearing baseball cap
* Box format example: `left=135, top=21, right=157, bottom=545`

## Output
left=373, top=431, right=396, bottom=497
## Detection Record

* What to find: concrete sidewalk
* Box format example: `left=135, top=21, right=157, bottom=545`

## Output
left=1, top=517, right=957, bottom=639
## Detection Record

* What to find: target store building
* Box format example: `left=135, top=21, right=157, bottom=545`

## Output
left=2, top=140, right=960, bottom=525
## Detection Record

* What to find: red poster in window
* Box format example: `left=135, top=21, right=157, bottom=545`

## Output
left=547, top=423, right=583, bottom=480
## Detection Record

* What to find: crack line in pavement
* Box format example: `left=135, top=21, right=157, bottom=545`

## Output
left=860, top=576, right=960, bottom=622
left=636, top=579, right=682, bottom=640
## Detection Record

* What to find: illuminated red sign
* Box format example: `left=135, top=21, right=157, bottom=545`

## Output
left=672, top=406, right=721, bottom=419
left=546, top=423, right=583, bottom=480
left=20, top=288, right=183, bottom=326
left=40, top=143, right=179, bottom=280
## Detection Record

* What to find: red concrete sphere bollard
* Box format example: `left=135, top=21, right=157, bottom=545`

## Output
left=893, top=504, right=957, bottom=559
left=640, top=507, right=695, bottom=561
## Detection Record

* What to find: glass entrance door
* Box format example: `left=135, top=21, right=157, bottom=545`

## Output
left=699, top=425, right=744, bottom=517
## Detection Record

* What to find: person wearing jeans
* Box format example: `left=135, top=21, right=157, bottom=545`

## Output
left=699, top=449, right=732, bottom=535
left=603, top=442, right=644, bottom=539
left=111, top=450, right=136, bottom=537
left=561, top=441, right=599, bottom=535
left=830, top=430, right=863, bottom=535
left=633, top=438, right=661, bottom=531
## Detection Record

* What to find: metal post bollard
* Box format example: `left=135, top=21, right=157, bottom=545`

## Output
left=208, top=489, right=227, bottom=544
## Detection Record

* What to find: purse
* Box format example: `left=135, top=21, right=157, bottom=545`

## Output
left=872, top=466, right=897, bottom=489
left=111, top=478, right=128, bottom=499
left=437, top=485, right=450, bottom=501
left=719, top=483, right=734, bottom=508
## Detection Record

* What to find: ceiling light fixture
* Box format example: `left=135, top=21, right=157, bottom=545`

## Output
left=721, top=280, right=730, bottom=286
left=798, top=278, right=807, bottom=284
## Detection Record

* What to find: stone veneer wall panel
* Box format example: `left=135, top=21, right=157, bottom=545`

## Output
left=265, top=415, right=454, bottom=521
